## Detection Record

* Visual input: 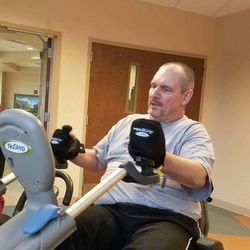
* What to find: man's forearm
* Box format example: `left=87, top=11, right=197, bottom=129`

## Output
left=71, top=148, right=105, bottom=171
left=162, top=152, right=207, bottom=188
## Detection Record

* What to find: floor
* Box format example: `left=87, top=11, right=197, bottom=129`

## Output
left=1, top=164, right=250, bottom=250
left=207, top=204, right=250, bottom=250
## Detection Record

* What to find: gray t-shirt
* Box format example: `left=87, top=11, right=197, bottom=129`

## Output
left=94, top=114, right=215, bottom=221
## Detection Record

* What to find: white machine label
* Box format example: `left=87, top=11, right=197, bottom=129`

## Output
left=4, top=140, right=31, bottom=154
left=133, top=127, right=154, bottom=137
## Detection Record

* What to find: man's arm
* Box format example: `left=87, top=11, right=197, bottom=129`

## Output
left=162, top=152, right=208, bottom=188
left=71, top=148, right=105, bottom=172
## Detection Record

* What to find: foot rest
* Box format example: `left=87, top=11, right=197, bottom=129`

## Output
left=23, top=204, right=61, bottom=235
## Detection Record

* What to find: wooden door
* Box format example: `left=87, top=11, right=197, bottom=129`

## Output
left=85, top=43, right=205, bottom=184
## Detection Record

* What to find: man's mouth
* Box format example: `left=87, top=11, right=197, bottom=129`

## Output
left=150, top=100, right=161, bottom=107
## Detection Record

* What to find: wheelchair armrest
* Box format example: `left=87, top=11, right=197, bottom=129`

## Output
left=196, top=236, right=224, bottom=250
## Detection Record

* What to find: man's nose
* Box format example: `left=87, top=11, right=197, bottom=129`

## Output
left=151, top=87, right=160, bottom=97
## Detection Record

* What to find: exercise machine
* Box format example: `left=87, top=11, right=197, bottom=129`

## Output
left=0, top=109, right=223, bottom=249
left=0, top=109, right=76, bottom=249
left=0, top=109, right=161, bottom=249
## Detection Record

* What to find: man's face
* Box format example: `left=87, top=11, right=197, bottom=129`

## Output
left=147, top=66, right=192, bottom=122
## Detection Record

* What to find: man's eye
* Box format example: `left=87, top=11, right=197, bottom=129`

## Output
left=162, top=87, right=170, bottom=92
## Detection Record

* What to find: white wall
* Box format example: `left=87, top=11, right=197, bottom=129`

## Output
left=0, top=71, right=2, bottom=102
left=0, top=0, right=248, bottom=214
left=209, top=10, right=250, bottom=215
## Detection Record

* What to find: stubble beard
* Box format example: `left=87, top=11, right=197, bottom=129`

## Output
left=147, top=106, right=163, bottom=121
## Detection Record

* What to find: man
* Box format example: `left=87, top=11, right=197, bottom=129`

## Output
left=53, top=62, right=215, bottom=250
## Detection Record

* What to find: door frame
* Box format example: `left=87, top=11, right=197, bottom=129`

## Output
left=0, top=22, right=61, bottom=134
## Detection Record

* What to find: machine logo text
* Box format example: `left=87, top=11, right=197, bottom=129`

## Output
left=4, top=140, right=31, bottom=154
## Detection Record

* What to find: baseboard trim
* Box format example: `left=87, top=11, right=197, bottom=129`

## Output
left=211, top=198, right=250, bottom=217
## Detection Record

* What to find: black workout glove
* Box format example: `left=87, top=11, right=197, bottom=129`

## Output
left=128, top=118, right=165, bottom=168
left=51, top=125, right=85, bottom=168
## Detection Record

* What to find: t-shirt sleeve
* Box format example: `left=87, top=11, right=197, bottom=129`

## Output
left=179, top=123, right=215, bottom=201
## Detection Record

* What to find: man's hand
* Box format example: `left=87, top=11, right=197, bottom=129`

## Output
left=128, top=119, right=165, bottom=168
left=50, top=125, right=85, bottom=168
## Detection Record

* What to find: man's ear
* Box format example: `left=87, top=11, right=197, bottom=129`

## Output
left=181, top=89, right=193, bottom=106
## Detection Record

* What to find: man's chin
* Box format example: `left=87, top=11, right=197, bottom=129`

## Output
left=147, top=109, right=162, bottom=121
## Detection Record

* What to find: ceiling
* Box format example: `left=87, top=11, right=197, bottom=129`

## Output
left=1, top=1, right=250, bottom=73
left=0, top=27, right=45, bottom=73
left=138, top=0, right=250, bottom=17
